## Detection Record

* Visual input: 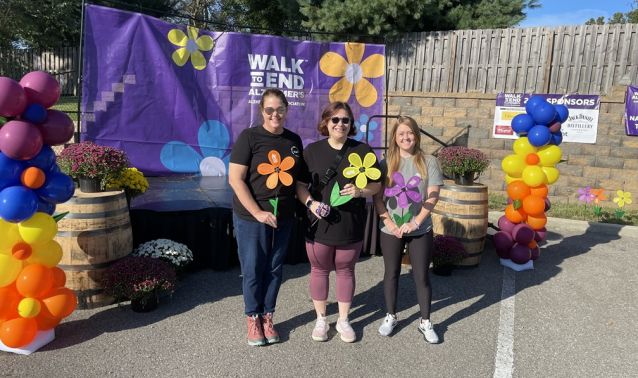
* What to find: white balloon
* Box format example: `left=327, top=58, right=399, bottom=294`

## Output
left=199, top=157, right=226, bottom=176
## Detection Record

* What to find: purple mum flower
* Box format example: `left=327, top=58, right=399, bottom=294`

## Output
left=384, top=172, right=422, bottom=208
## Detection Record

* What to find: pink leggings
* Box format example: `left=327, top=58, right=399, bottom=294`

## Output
left=305, top=241, right=362, bottom=303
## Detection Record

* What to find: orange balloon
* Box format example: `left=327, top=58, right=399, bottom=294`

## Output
left=505, top=204, right=527, bottom=224
left=506, top=180, right=531, bottom=201
left=0, top=317, right=37, bottom=348
left=527, top=214, right=548, bottom=230
left=12, top=242, right=32, bottom=260
left=0, top=286, right=21, bottom=323
left=522, top=195, right=545, bottom=216
left=34, top=305, right=61, bottom=331
left=42, top=287, right=77, bottom=319
left=525, top=153, right=540, bottom=165
left=16, top=264, right=54, bottom=298
left=50, top=267, right=67, bottom=288
left=530, top=184, right=549, bottom=198
left=20, top=167, right=46, bottom=189
left=528, top=239, right=538, bottom=249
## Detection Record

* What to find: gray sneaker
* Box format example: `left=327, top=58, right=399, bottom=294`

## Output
left=378, top=313, right=398, bottom=336
left=312, top=315, right=329, bottom=342
left=336, top=318, right=356, bottom=343
left=418, top=318, right=439, bottom=344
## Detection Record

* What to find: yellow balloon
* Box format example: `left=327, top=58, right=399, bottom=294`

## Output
left=502, top=154, right=526, bottom=176
left=0, top=220, right=21, bottom=251
left=18, top=213, right=57, bottom=245
left=0, top=254, right=22, bottom=287
left=522, top=165, right=546, bottom=187
left=504, top=174, right=521, bottom=184
left=513, top=137, right=537, bottom=156
left=537, top=145, right=562, bottom=166
left=28, top=240, right=63, bottom=267
left=18, top=298, right=41, bottom=318
left=542, top=166, right=560, bottom=184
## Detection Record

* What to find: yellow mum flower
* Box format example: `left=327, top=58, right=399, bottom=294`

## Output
left=613, top=190, right=633, bottom=208
left=319, top=43, right=384, bottom=108
left=167, top=26, right=214, bottom=70
left=343, top=152, right=381, bottom=189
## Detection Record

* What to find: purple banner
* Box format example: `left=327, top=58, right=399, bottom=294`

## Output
left=626, top=85, right=638, bottom=136
left=81, top=5, right=385, bottom=175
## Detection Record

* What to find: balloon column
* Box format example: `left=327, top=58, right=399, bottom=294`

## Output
left=494, top=95, right=569, bottom=269
left=0, top=71, right=77, bottom=353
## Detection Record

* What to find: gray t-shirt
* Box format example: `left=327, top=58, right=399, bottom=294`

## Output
left=379, top=154, right=444, bottom=236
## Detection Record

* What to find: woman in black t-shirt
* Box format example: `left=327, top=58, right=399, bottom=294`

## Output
left=297, top=102, right=381, bottom=343
left=228, top=89, right=307, bottom=347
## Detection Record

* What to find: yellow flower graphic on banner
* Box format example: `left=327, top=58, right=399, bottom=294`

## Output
left=320, top=43, right=384, bottom=108
left=167, top=26, right=214, bottom=70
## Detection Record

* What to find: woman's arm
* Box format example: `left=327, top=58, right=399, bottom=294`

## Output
left=228, top=162, right=277, bottom=227
left=398, top=185, right=440, bottom=235
left=372, top=185, right=402, bottom=238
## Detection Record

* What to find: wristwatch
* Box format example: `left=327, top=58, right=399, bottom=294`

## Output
left=305, top=199, right=314, bottom=208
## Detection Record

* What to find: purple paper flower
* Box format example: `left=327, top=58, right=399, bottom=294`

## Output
left=577, top=186, right=595, bottom=204
left=384, top=172, right=422, bottom=208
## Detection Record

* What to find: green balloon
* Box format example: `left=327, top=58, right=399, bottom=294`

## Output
left=0, top=116, right=7, bottom=127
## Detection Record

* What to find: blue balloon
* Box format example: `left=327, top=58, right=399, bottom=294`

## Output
left=21, top=103, right=48, bottom=124
left=0, top=152, right=24, bottom=191
left=525, top=95, right=546, bottom=115
left=36, top=172, right=75, bottom=204
left=528, top=125, right=552, bottom=147
left=531, top=101, right=557, bottom=125
left=554, top=104, right=569, bottom=123
left=511, top=114, right=535, bottom=135
left=0, top=186, right=38, bottom=222
left=551, top=131, right=563, bottom=146
left=25, top=145, right=56, bottom=171
left=37, top=199, right=56, bottom=215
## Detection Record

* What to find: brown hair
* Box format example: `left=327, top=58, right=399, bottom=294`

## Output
left=259, top=88, right=288, bottom=109
left=386, top=116, right=428, bottom=186
left=317, top=102, right=356, bottom=137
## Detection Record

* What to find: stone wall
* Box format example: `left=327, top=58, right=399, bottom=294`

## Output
left=386, top=86, right=637, bottom=209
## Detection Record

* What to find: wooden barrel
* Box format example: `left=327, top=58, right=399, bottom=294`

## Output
left=54, top=189, right=133, bottom=309
left=431, top=180, right=488, bottom=266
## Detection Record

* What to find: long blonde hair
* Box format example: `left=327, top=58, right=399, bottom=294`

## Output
left=386, top=116, right=428, bottom=186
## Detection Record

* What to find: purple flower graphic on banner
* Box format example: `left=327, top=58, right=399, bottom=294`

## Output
left=160, top=120, right=231, bottom=175
left=384, top=172, right=422, bottom=209
left=577, top=186, right=595, bottom=204
left=354, top=114, right=378, bottom=142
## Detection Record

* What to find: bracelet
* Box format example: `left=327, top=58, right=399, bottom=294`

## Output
left=412, top=219, right=420, bottom=228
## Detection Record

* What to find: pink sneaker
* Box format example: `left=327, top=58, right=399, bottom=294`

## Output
left=336, top=318, right=356, bottom=343
left=312, top=315, right=329, bottom=342
left=262, top=313, right=280, bottom=344
left=247, top=315, right=266, bottom=346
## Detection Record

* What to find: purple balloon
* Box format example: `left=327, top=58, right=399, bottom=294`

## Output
left=19, top=71, right=61, bottom=108
left=544, top=198, right=551, bottom=212
left=510, top=243, right=531, bottom=264
left=0, top=120, right=43, bottom=160
left=36, top=172, right=75, bottom=204
left=531, top=101, right=557, bottom=125
left=38, top=110, right=74, bottom=145
left=512, top=223, right=535, bottom=244
left=493, top=231, right=515, bottom=259
left=0, top=186, right=38, bottom=222
left=0, top=152, right=24, bottom=190
left=0, top=77, right=27, bottom=117
left=534, top=227, right=547, bottom=242
left=548, top=121, right=561, bottom=133
left=530, top=246, right=541, bottom=260
left=498, top=215, right=516, bottom=234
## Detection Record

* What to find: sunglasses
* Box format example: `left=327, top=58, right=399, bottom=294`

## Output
left=330, top=117, right=351, bottom=125
left=263, top=107, right=287, bottom=115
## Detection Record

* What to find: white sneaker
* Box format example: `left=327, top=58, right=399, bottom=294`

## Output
left=378, top=313, right=398, bottom=336
left=336, top=318, right=356, bottom=343
left=418, top=318, right=439, bottom=344
left=312, top=315, right=329, bottom=342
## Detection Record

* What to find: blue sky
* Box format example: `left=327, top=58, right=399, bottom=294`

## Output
left=519, top=0, right=634, bottom=27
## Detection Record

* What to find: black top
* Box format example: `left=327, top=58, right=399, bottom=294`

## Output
left=230, top=125, right=308, bottom=221
left=301, top=138, right=381, bottom=246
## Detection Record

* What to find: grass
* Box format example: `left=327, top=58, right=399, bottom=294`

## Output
left=488, top=193, right=638, bottom=226
left=51, top=96, right=79, bottom=122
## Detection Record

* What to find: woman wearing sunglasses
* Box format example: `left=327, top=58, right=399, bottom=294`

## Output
left=372, top=116, right=443, bottom=344
left=297, top=102, right=381, bottom=343
left=229, top=88, right=309, bottom=346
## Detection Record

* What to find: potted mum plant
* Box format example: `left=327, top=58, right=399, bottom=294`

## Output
left=437, top=146, right=490, bottom=185
left=132, top=239, right=194, bottom=274
left=102, top=256, right=177, bottom=312
left=57, top=142, right=129, bottom=193
left=432, top=235, right=467, bottom=276
left=105, top=167, right=150, bottom=207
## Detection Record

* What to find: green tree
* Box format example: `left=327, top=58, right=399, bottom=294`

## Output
left=585, top=0, right=638, bottom=25
left=585, top=16, right=605, bottom=25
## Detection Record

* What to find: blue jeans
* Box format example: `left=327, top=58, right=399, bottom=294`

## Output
left=233, top=214, right=293, bottom=316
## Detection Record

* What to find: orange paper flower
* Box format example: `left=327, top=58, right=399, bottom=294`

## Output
left=590, top=188, right=607, bottom=205
left=257, top=150, right=295, bottom=189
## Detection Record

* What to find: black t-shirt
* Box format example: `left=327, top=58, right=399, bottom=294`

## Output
left=301, top=138, right=381, bottom=246
left=230, top=125, right=309, bottom=221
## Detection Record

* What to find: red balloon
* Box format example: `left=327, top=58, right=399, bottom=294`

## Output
left=50, top=267, right=67, bottom=288
left=0, top=120, right=44, bottom=160
left=42, top=287, right=77, bottom=318
left=0, top=286, right=21, bottom=323
left=38, top=110, right=74, bottom=146
left=0, top=317, right=37, bottom=348
left=0, top=77, right=27, bottom=117
left=16, top=264, right=54, bottom=298
left=19, top=71, right=61, bottom=108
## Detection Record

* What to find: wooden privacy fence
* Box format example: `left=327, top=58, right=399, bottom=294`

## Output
left=0, top=46, right=78, bottom=95
left=386, top=23, right=638, bottom=95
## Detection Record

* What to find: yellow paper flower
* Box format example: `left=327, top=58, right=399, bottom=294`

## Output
left=613, top=190, right=633, bottom=208
left=319, top=43, right=384, bottom=107
left=343, top=152, right=381, bottom=189
left=167, top=26, right=214, bottom=70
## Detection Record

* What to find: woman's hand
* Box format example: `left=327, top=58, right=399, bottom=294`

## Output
left=340, top=183, right=362, bottom=198
left=254, top=210, right=278, bottom=228
left=309, top=201, right=331, bottom=218
left=384, top=218, right=403, bottom=238
left=398, top=221, right=418, bottom=236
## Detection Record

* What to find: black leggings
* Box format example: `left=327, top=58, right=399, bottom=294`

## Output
left=379, top=230, right=433, bottom=319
